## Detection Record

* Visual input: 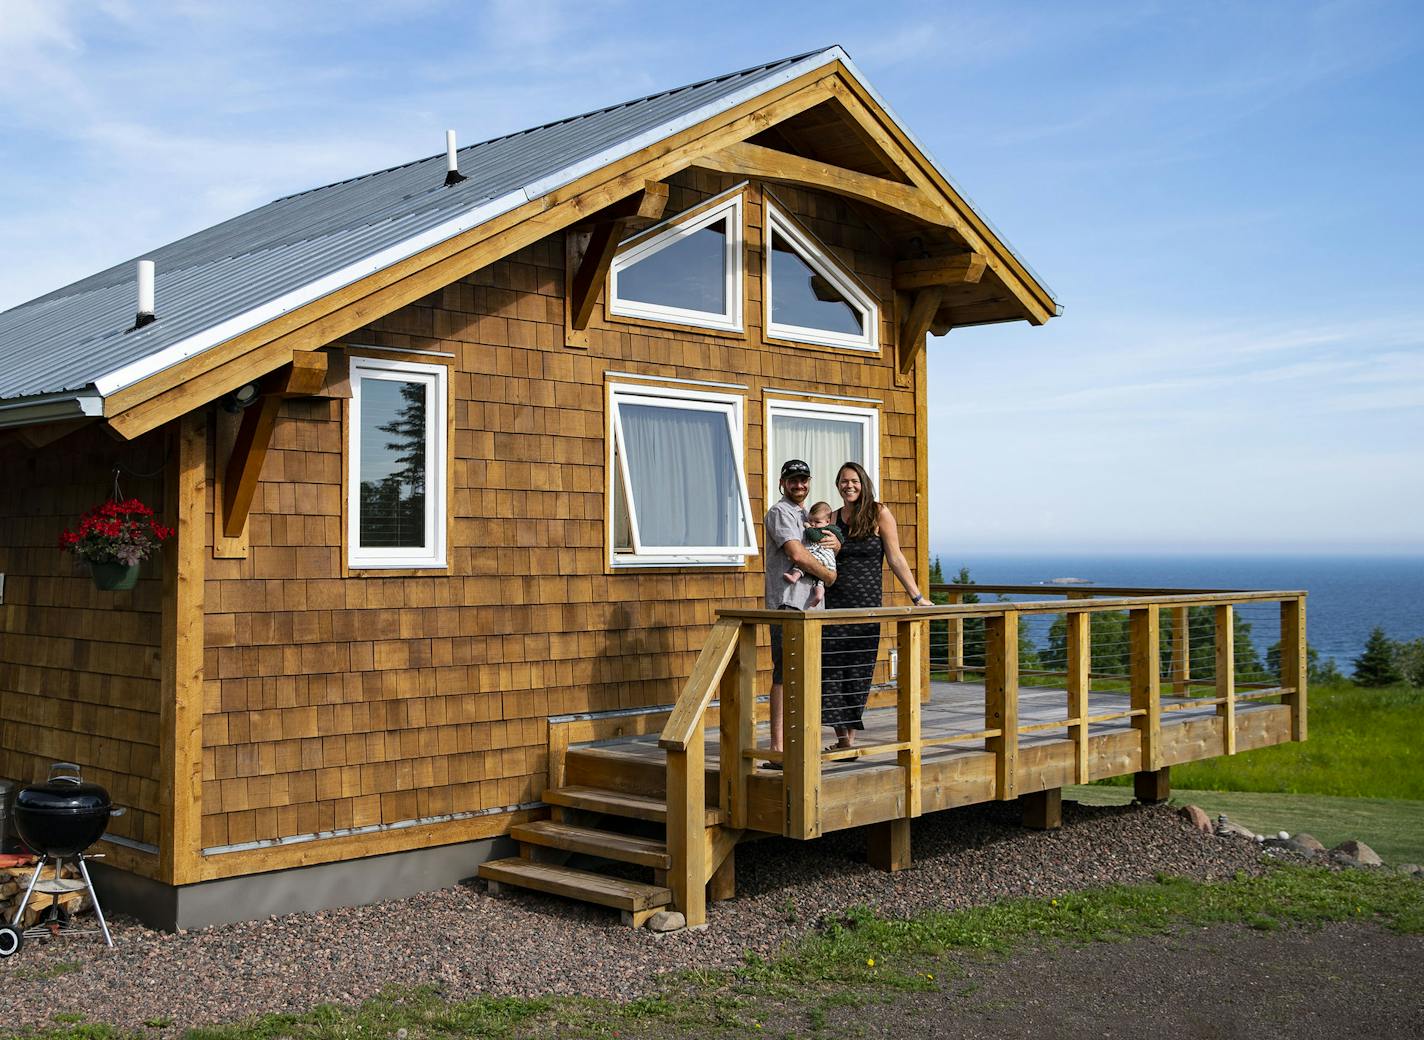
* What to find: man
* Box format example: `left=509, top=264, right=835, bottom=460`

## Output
left=764, top=459, right=840, bottom=765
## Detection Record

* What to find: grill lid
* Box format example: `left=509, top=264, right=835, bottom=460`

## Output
left=15, top=762, right=112, bottom=816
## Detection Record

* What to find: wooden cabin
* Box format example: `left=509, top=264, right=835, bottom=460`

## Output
left=0, top=48, right=1306, bottom=930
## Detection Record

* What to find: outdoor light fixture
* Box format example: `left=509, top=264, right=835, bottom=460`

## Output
left=220, top=382, right=262, bottom=413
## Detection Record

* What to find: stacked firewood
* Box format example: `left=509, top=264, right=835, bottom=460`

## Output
left=0, top=857, right=92, bottom=929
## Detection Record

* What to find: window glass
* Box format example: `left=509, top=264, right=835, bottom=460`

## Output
left=617, top=218, right=727, bottom=315
left=359, top=378, right=428, bottom=548
left=609, top=385, right=756, bottom=563
left=770, top=236, right=864, bottom=337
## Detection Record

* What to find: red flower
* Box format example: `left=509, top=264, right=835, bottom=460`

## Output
left=59, top=496, right=173, bottom=566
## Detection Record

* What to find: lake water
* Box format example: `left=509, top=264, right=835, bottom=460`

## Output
left=928, top=553, right=1424, bottom=671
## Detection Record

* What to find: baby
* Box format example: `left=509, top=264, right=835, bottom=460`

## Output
left=783, top=501, right=843, bottom=607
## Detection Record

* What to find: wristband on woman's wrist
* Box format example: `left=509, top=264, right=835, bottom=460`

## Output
left=911, top=593, right=925, bottom=605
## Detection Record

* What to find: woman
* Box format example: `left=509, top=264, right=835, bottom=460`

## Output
left=822, top=462, right=927, bottom=749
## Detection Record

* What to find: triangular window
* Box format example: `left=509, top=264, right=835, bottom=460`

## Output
left=764, top=203, right=878, bottom=351
left=608, top=192, right=743, bottom=332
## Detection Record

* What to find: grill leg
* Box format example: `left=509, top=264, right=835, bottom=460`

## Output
left=10, top=856, right=45, bottom=929
left=75, top=856, right=112, bottom=947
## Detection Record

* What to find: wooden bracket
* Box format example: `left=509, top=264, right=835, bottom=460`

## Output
left=219, top=351, right=327, bottom=540
left=697, top=141, right=948, bottom=226
left=895, top=253, right=986, bottom=376
left=898, top=286, right=944, bottom=377
left=567, top=181, right=669, bottom=335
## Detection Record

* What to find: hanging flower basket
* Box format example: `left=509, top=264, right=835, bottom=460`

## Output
left=59, top=498, right=173, bottom=591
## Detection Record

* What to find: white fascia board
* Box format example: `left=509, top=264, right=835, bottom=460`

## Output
left=0, top=389, right=105, bottom=430
left=91, top=49, right=848, bottom=403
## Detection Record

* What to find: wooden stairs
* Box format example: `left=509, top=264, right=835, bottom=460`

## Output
left=477, top=742, right=736, bottom=928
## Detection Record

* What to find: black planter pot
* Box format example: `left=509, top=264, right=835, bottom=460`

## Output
left=14, top=764, right=115, bottom=858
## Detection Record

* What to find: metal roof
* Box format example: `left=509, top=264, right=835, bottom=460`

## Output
left=0, top=46, right=1057, bottom=420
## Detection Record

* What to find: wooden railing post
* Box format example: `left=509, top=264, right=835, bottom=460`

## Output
left=985, top=611, right=1019, bottom=801
left=944, top=589, right=963, bottom=680
left=783, top=615, right=822, bottom=839
left=719, top=622, right=756, bottom=829
left=1171, top=605, right=1190, bottom=695
left=665, top=713, right=707, bottom=927
left=1130, top=606, right=1162, bottom=774
left=1281, top=596, right=1307, bottom=741
left=1066, top=610, right=1090, bottom=784
left=1215, top=604, right=1236, bottom=755
left=897, top=619, right=923, bottom=818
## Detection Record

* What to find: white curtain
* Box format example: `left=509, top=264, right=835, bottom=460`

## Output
left=771, top=414, right=862, bottom=509
left=620, top=402, right=745, bottom=549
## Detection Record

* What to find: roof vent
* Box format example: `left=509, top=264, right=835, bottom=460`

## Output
left=129, top=259, right=156, bottom=331
left=444, top=130, right=466, bottom=186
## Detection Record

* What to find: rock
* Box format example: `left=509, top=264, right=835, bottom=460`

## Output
left=1277, top=831, right=1290, bottom=840
left=1395, top=863, right=1421, bottom=877
left=1292, top=833, right=1326, bottom=852
left=1215, top=819, right=1257, bottom=841
left=1331, top=840, right=1383, bottom=867
left=646, top=910, right=686, bottom=932
left=1329, top=850, right=1363, bottom=869
left=1262, top=837, right=1318, bottom=858
left=1179, top=805, right=1212, bottom=834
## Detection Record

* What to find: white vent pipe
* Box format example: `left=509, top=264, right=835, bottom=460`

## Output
left=133, top=259, right=156, bottom=329
left=444, top=130, right=466, bottom=185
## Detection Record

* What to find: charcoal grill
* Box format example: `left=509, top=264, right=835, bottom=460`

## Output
left=0, top=763, right=120, bottom=956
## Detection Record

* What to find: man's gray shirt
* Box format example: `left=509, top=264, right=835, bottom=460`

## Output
left=764, top=497, right=816, bottom=610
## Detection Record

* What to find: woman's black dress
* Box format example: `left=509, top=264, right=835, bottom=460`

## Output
left=822, top=517, right=883, bottom=731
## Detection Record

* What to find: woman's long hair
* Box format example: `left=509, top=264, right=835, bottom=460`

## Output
left=836, top=461, right=880, bottom=540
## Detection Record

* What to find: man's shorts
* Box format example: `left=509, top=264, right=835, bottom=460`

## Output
left=769, top=605, right=799, bottom=684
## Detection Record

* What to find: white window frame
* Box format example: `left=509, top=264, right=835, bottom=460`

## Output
left=347, top=357, right=447, bottom=570
left=608, top=192, right=744, bottom=333
left=608, top=381, right=757, bottom=568
left=763, top=202, right=879, bottom=352
left=764, top=397, right=881, bottom=511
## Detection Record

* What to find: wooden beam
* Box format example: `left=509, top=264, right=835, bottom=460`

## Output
left=1130, top=606, right=1162, bottom=773
left=898, top=286, right=943, bottom=376
left=1215, top=604, right=1236, bottom=756
left=1021, top=788, right=1062, bottom=830
left=783, top=615, right=822, bottom=839
left=1281, top=596, right=1307, bottom=741
left=866, top=818, right=911, bottom=872
left=985, top=611, right=1019, bottom=800
left=1134, top=767, right=1170, bottom=804
left=896, top=619, right=922, bottom=819
left=567, top=182, right=669, bottom=333
left=696, top=140, right=949, bottom=226
left=893, top=253, right=986, bottom=291
left=1066, top=611, right=1090, bottom=784
left=219, top=352, right=328, bottom=539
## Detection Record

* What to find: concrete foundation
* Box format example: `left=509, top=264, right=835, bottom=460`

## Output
left=90, top=835, right=514, bottom=931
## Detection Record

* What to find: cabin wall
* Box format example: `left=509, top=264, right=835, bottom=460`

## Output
left=0, top=425, right=168, bottom=873
left=196, top=170, right=922, bottom=876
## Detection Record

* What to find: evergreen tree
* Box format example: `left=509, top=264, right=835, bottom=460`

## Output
left=1353, top=627, right=1402, bottom=687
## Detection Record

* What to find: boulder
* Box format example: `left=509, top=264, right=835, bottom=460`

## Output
left=1215, top=818, right=1257, bottom=841
left=646, top=910, right=686, bottom=932
left=1178, top=804, right=1212, bottom=834
left=1331, top=840, right=1383, bottom=867
left=1395, top=863, right=1421, bottom=877
left=1262, top=837, right=1318, bottom=858
left=1292, top=833, right=1326, bottom=852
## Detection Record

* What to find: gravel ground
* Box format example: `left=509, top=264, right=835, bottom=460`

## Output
left=1, top=800, right=1271, bottom=1031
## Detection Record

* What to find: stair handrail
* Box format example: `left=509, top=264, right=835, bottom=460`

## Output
left=659, top=617, right=741, bottom=751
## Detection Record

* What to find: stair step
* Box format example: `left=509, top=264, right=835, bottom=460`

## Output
left=565, top=745, right=721, bottom=805
left=479, top=858, right=671, bottom=912
left=513, top=820, right=671, bottom=869
left=545, top=785, right=724, bottom=826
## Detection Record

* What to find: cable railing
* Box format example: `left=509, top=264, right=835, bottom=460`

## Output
left=655, top=585, right=1308, bottom=926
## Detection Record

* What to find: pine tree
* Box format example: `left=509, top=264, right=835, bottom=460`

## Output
left=1352, top=627, right=1402, bottom=687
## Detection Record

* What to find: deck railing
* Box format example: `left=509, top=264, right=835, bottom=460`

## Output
left=656, top=586, right=1307, bottom=924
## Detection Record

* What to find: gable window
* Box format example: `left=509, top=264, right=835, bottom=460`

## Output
left=766, top=399, right=880, bottom=510
left=609, top=383, right=757, bottom=566
left=608, top=193, right=743, bottom=332
left=348, top=357, right=447, bottom=569
left=764, top=204, right=879, bottom=352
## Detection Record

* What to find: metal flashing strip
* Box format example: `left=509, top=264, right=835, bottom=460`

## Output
left=201, top=800, right=544, bottom=856
left=98, top=834, right=160, bottom=855
left=603, top=370, right=748, bottom=391
left=0, top=389, right=104, bottom=429
left=90, top=50, right=846, bottom=401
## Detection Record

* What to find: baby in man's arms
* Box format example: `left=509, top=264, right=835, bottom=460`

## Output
left=783, top=501, right=843, bottom=607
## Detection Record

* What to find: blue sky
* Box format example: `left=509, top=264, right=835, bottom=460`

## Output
left=2, top=1, right=1420, bottom=554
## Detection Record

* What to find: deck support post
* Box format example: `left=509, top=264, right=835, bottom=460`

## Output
left=720, top=623, right=756, bottom=830
left=866, top=818, right=912, bottom=872
left=1129, top=606, right=1162, bottom=773
left=665, top=714, right=707, bottom=928
left=1065, top=610, right=1090, bottom=784
left=1215, top=605, right=1236, bottom=755
left=985, top=611, right=1019, bottom=801
left=1281, top=596, right=1307, bottom=741
left=783, top=616, right=822, bottom=839
left=1134, top=767, right=1171, bottom=804
left=1171, top=606, right=1190, bottom=694
left=896, top=619, right=923, bottom=818
left=709, top=848, right=736, bottom=902
left=1021, top=788, right=1062, bottom=830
